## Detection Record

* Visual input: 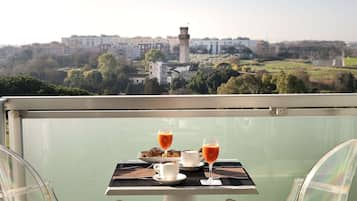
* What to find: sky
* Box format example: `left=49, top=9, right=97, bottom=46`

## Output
left=1, top=0, right=357, bottom=45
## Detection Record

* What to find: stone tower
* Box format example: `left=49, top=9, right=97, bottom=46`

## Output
left=179, top=27, right=190, bottom=63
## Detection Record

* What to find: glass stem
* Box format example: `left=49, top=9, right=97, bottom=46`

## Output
left=209, top=163, right=213, bottom=181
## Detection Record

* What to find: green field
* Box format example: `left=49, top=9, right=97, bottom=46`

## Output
left=190, top=54, right=233, bottom=67
left=190, top=54, right=357, bottom=82
left=244, top=59, right=357, bottom=82
left=345, top=57, right=357, bottom=67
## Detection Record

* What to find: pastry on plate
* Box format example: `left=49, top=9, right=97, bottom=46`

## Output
left=167, top=150, right=181, bottom=157
left=141, top=147, right=164, bottom=157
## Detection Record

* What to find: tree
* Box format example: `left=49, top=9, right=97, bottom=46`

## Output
left=293, top=69, right=310, bottom=84
left=216, top=77, right=237, bottom=94
left=12, top=56, right=60, bottom=82
left=217, top=74, right=262, bottom=94
left=260, top=72, right=276, bottom=93
left=333, top=72, right=355, bottom=92
left=83, top=70, right=103, bottom=92
left=144, top=49, right=166, bottom=71
left=228, top=56, right=240, bottom=70
left=98, top=53, right=118, bottom=81
left=144, top=49, right=165, bottom=63
left=126, top=83, right=144, bottom=95
left=206, top=66, right=240, bottom=94
left=64, top=69, right=85, bottom=88
left=276, top=71, right=288, bottom=93
left=116, top=73, right=129, bottom=93
left=171, top=77, right=186, bottom=91
left=187, top=71, right=208, bottom=94
left=97, top=53, right=128, bottom=94
left=144, top=78, right=161, bottom=95
left=286, top=74, right=307, bottom=93
left=211, top=70, right=238, bottom=93
left=275, top=71, right=307, bottom=93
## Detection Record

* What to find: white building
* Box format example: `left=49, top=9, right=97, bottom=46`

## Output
left=190, top=38, right=258, bottom=54
left=107, top=43, right=141, bottom=59
left=61, top=35, right=125, bottom=49
left=61, top=34, right=261, bottom=59
left=61, top=35, right=170, bottom=59
left=191, top=38, right=219, bottom=54
left=167, top=36, right=179, bottom=53
left=129, top=74, right=147, bottom=85
left=149, top=62, right=168, bottom=85
left=312, top=57, right=345, bottom=67
left=149, top=62, right=192, bottom=85
left=221, top=38, right=258, bottom=52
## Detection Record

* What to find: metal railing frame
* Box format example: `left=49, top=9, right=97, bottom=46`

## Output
left=1, top=94, right=357, bottom=201
left=2, top=94, right=357, bottom=156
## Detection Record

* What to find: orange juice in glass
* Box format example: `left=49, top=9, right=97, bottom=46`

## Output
left=202, top=144, right=220, bottom=163
left=202, top=137, right=220, bottom=185
left=157, top=130, right=173, bottom=157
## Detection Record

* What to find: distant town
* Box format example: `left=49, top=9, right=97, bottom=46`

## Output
left=1, top=27, right=357, bottom=95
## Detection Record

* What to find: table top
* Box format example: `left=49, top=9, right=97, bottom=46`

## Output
left=105, top=160, right=257, bottom=196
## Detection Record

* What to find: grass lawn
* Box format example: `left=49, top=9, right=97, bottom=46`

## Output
left=345, top=57, right=357, bottom=67
left=190, top=54, right=357, bottom=83
left=245, top=59, right=357, bottom=82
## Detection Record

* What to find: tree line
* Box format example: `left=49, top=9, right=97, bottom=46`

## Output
left=0, top=76, right=90, bottom=96
left=171, top=65, right=357, bottom=95
left=1, top=47, right=357, bottom=96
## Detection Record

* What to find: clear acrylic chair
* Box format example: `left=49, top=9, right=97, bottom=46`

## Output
left=0, top=144, right=57, bottom=201
left=287, top=139, right=357, bottom=201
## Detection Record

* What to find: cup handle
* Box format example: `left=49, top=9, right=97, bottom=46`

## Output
left=153, top=164, right=160, bottom=173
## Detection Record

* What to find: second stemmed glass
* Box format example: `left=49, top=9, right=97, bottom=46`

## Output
left=157, top=130, right=173, bottom=157
left=201, top=137, right=220, bottom=185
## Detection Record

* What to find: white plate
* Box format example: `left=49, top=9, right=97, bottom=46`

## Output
left=179, top=162, right=205, bottom=171
left=153, top=173, right=187, bottom=185
left=138, top=156, right=181, bottom=163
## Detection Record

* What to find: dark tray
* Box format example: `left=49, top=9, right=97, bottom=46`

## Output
left=109, top=161, right=255, bottom=187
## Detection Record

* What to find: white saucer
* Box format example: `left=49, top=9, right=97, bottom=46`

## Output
left=153, top=173, right=187, bottom=185
left=179, top=162, right=204, bottom=171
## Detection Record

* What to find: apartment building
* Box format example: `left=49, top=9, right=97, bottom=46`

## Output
left=61, top=35, right=170, bottom=59
left=190, top=38, right=259, bottom=54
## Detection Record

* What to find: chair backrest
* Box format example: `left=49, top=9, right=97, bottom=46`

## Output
left=0, top=144, right=57, bottom=201
left=298, top=139, right=357, bottom=201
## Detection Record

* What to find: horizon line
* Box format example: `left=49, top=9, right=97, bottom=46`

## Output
left=1, top=35, right=356, bottom=47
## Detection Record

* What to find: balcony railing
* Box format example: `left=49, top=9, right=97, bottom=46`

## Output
left=1, top=94, right=357, bottom=201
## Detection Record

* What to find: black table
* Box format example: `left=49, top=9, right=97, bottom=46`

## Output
left=105, top=160, right=257, bottom=201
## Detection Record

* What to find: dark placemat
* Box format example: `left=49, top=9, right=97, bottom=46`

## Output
left=112, top=167, right=155, bottom=179
left=206, top=167, right=248, bottom=179
left=109, top=162, right=255, bottom=187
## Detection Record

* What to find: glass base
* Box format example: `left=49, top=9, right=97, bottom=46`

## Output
left=200, top=179, right=222, bottom=185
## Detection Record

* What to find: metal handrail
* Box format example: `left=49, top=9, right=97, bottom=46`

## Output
left=3, top=94, right=357, bottom=111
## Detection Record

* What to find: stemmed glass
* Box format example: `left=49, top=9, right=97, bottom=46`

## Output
left=157, top=130, right=173, bottom=157
left=201, top=137, right=220, bottom=185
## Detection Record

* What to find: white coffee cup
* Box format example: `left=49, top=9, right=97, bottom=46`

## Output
left=154, top=162, right=179, bottom=181
left=181, top=150, right=201, bottom=167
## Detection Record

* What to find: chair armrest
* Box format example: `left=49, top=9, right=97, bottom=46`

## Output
left=286, top=178, right=304, bottom=201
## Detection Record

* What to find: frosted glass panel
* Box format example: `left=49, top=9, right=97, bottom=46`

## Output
left=22, top=116, right=357, bottom=201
